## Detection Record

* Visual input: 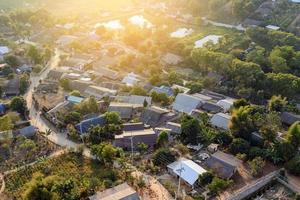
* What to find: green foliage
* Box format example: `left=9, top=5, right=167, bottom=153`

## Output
left=229, top=138, right=250, bottom=155
left=208, top=177, right=232, bottom=196
left=130, top=85, right=147, bottom=96
left=168, top=71, right=183, bottom=85
left=19, top=73, right=30, bottom=94
left=248, top=157, right=265, bottom=177
left=137, top=142, right=148, bottom=155
left=213, top=131, right=233, bottom=146
left=10, top=96, right=26, bottom=115
left=75, top=96, right=99, bottom=115
left=151, top=91, right=170, bottom=106
left=59, top=78, right=70, bottom=91
left=69, top=90, right=81, bottom=97
left=4, top=55, right=20, bottom=67
left=91, top=143, right=121, bottom=165
left=249, top=147, right=266, bottom=160
left=198, top=171, right=214, bottom=186
left=186, top=81, right=203, bottom=94
left=157, top=131, right=169, bottom=148
left=63, top=111, right=82, bottom=125
left=285, top=155, right=300, bottom=176
left=87, top=125, right=116, bottom=145
left=269, top=141, right=297, bottom=164
left=181, top=116, right=201, bottom=145
left=268, top=95, right=288, bottom=112
left=104, top=112, right=121, bottom=125
left=286, top=122, right=300, bottom=148
left=153, top=148, right=175, bottom=166
left=27, top=45, right=43, bottom=65
left=230, top=106, right=256, bottom=139
left=32, top=64, right=43, bottom=73
left=0, top=115, right=13, bottom=131
left=232, top=99, right=250, bottom=110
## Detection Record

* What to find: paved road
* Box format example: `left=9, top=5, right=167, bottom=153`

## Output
left=24, top=49, right=92, bottom=158
left=202, top=17, right=246, bottom=31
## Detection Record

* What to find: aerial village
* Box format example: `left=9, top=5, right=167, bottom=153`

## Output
left=0, top=0, right=300, bottom=199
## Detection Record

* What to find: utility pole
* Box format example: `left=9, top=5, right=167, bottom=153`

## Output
left=176, top=164, right=185, bottom=200
left=131, top=131, right=134, bottom=165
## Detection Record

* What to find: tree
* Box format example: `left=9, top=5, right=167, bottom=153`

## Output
left=153, top=148, right=175, bottom=166
left=286, top=122, right=300, bottom=148
left=259, top=112, right=281, bottom=144
left=230, top=106, right=256, bottom=140
left=213, top=131, right=233, bottom=146
left=248, top=157, right=265, bottom=177
left=268, top=95, right=288, bottom=112
left=10, top=96, right=26, bottom=115
left=27, top=45, right=42, bottom=64
left=60, top=78, right=70, bottom=91
left=229, top=138, right=250, bottom=155
left=151, top=91, right=170, bottom=106
left=232, top=99, right=250, bottom=110
left=137, top=142, right=148, bottom=155
left=75, top=96, right=99, bottom=115
left=198, top=171, right=214, bottom=186
left=69, top=90, right=81, bottom=97
left=4, top=55, right=20, bottom=67
left=19, top=73, right=30, bottom=94
left=87, top=125, right=114, bottom=144
left=64, top=112, right=82, bottom=125
left=181, top=117, right=201, bottom=145
left=186, top=81, right=203, bottom=94
left=246, top=46, right=269, bottom=71
left=130, top=85, right=147, bottom=96
left=157, top=131, right=169, bottom=148
left=104, top=112, right=121, bottom=125
left=285, top=155, right=300, bottom=176
left=208, top=177, right=232, bottom=196
left=91, top=143, right=118, bottom=165
left=270, top=141, right=297, bottom=164
left=168, top=71, right=183, bottom=85
left=0, top=115, right=13, bottom=131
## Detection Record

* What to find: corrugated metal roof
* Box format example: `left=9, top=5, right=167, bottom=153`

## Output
left=168, top=158, right=207, bottom=186
left=172, top=94, right=202, bottom=114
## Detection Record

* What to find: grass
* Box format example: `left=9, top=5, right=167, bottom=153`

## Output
left=4, top=152, right=122, bottom=199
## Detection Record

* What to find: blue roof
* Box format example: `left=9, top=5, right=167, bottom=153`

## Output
left=0, top=104, right=5, bottom=114
left=151, top=86, right=174, bottom=97
left=76, top=115, right=106, bottom=134
left=19, top=126, right=37, bottom=137
left=67, top=95, right=84, bottom=104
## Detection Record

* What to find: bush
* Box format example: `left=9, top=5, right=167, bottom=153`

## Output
left=229, top=138, right=250, bottom=155
left=198, top=171, right=214, bottom=186
left=153, top=148, right=175, bottom=166
left=286, top=156, right=300, bottom=176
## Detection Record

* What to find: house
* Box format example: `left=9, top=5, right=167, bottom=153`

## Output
left=89, top=183, right=140, bottom=200
left=16, top=126, right=37, bottom=138
left=84, top=85, right=117, bottom=99
left=210, top=113, right=231, bottom=130
left=165, top=122, right=181, bottom=134
left=69, top=80, right=91, bottom=93
left=108, top=103, right=134, bottom=119
left=47, top=70, right=65, bottom=82
left=171, top=84, right=190, bottom=94
left=204, top=151, right=240, bottom=180
left=167, top=158, right=207, bottom=187
left=201, top=89, right=225, bottom=101
left=0, top=103, right=5, bottom=115
left=140, top=106, right=176, bottom=127
left=5, top=77, right=20, bottom=97
left=200, top=102, right=223, bottom=114
left=76, top=115, right=106, bottom=134
left=217, top=99, right=235, bottom=112
left=172, top=94, right=203, bottom=114
left=207, top=143, right=219, bottom=153
left=115, top=95, right=152, bottom=107
left=67, top=95, right=84, bottom=104
left=151, top=85, right=174, bottom=97
left=93, top=67, right=119, bottom=80
left=17, top=64, right=32, bottom=73
left=281, top=112, right=300, bottom=126
left=0, top=46, right=10, bottom=55
left=122, top=72, right=140, bottom=86
left=114, top=124, right=157, bottom=150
